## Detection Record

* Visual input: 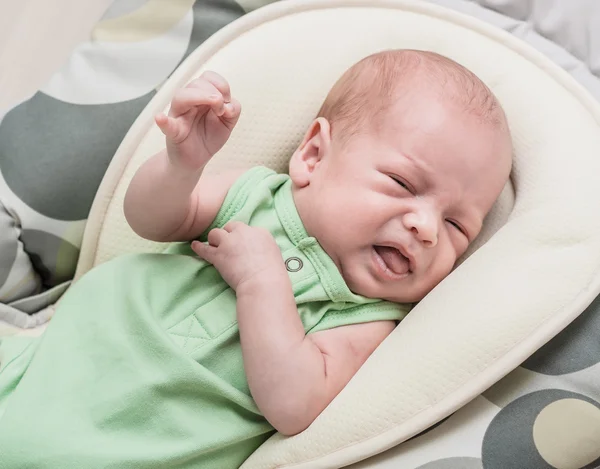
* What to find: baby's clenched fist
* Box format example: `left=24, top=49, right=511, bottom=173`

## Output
left=191, top=222, right=286, bottom=291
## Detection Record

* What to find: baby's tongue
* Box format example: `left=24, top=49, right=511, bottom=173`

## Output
left=375, top=246, right=409, bottom=274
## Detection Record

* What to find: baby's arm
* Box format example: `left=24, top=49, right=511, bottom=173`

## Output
left=191, top=222, right=395, bottom=436
left=124, top=72, right=243, bottom=242
left=238, top=281, right=394, bottom=436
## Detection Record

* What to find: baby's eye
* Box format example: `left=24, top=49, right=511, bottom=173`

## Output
left=446, top=219, right=466, bottom=236
left=390, top=176, right=412, bottom=192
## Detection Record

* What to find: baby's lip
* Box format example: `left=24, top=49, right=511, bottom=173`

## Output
left=376, top=242, right=415, bottom=272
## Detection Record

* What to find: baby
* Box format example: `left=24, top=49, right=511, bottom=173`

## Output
left=0, top=50, right=512, bottom=468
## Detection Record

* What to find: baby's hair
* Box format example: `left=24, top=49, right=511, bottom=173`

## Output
left=317, top=49, right=506, bottom=144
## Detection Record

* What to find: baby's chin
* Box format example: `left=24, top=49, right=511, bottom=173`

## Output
left=343, top=269, right=422, bottom=304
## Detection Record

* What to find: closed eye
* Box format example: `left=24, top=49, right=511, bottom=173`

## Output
left=446, top=219, right=467, bottom=237
left=390, top=175, right=413, bottom=193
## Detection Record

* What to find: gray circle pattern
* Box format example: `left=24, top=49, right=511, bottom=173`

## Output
left=0, top=200, right=18, bottom=288
left=522, top=295, right=600, bottom=375
left=21, top=229, right=79, bottom=287
left=177, top=0, right=245, bottom=68
left=0, top=91, right=154, bottom=221
left=481, top=389, right=600, bottom=469
left=416, top=457, right=483, bottom=469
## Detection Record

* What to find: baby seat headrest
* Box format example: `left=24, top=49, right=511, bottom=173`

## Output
left=74, top=0, right=600, bottom=467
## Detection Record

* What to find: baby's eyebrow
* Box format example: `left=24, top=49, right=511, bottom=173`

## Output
left=401, top=152, right=427, bottom=171
left=397, top=152, right=432, bottom=188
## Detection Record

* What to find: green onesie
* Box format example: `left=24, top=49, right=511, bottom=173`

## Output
left=0, top=167, right=408, bottom=468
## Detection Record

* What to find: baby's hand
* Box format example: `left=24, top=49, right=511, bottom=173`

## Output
left=155, top=71, right=241, bottom=171
left=191, top=222, right=286, bottom=291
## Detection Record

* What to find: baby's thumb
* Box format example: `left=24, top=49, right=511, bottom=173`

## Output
left=155, top=113, right=178, bottom=140
left=191, top=241, right=216, bottom=265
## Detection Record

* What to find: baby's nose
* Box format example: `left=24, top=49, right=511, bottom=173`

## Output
left=404, top=211, right=438, bottom=247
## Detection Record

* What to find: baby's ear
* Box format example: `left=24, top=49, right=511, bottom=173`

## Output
left=289, top=117, right=331, bottom=187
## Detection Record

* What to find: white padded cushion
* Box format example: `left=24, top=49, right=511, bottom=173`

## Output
left=74, top=0, right=600, bottom=468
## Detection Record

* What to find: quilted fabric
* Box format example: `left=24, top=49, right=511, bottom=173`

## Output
left=72, top=1, right=600, bottom=468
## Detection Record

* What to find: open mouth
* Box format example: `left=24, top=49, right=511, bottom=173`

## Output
left=373, top=245, right=411, bottom=278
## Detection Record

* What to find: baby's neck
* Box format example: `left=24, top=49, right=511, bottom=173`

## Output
left=291, top=184, right=342, bottom=268
left=290, top=184, right=315, bottom=238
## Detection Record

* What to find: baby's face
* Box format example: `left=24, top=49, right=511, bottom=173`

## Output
left=294, top=90, right=512, bottom=303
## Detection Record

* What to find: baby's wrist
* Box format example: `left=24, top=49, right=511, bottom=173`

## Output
left=236, top=264, right=289, bottom=297
left=163, top=148, right=205, bottom=180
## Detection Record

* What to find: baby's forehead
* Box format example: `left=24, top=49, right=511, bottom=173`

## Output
left=379, top=106, right=510, bottom=177
left=324, top=50, right=507, bottom=146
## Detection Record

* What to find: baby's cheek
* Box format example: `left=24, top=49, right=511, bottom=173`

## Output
left=405, top=279, right=434, bottom=303
left=436, top=253, right=458, bottom=284
left=421, top=252, right=455, bottom=292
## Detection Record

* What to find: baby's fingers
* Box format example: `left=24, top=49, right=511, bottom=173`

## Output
left=191, top=241, right=218, bottom=265
left=200, top=71, right=231, bottom=103
left=155, top=113, right=180, bottom=140
left=170, top=86, right=223, bottom=117
left=220, top=98, right=242, bottom=129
